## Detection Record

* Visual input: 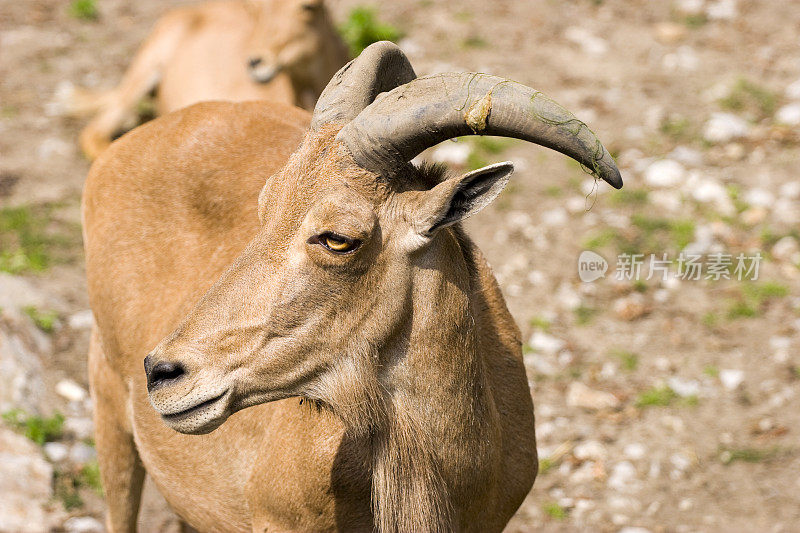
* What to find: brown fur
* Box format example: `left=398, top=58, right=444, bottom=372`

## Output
left=78, top=0, right=348, bottom=160
left=83, top=100, right=537, bottom=532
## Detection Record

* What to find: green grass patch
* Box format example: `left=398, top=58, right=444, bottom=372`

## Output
left=703, top=365, right=719, bottom=378
left=543, top=502, right=568, bottom=520
left=682, top=13, right=708, bottom=28
left=719, top=446, right=783, bottom=465
left=0, top=204, right=81, bottom=274
left=538, top=457, right=557, bottom=475
left=610, top=188, right=649, bottom=206
left=727, top=281, right=789, bottom=319
left=462, top=35, right=488, bottom=48
left=635, top=386, right=677, bottom=407
left=23, top=306, right=59, bottom=333
left=80, top=460, right=103, bottom=495
left=659, top=115, right=695, bottom=142
left=574, top=305, right=597, bottom=326
left=611, top=349, right=639, bottom=371
left=582, top=228, right=619, bottom=251
left=2, top=409, right=65, bottom=446
left=529, top=315, right=552, bottom=332
left=339, top=6, right=403, bottom=56
left=718, top=78, right=777, bottom=119
left=68, top=0, right=98, bottom=20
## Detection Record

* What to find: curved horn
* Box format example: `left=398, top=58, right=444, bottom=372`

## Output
left=337, top=73, right=622, bottom=188
left=311, top=41, right=417, bottom=130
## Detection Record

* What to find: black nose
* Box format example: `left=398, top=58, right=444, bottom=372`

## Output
left=248, top=57, right=262, bottom=68
left=145, top=356, right=186, bottom=390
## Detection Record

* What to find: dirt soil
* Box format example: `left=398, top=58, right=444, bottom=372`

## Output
left=1, top=0, right=800, bottom=531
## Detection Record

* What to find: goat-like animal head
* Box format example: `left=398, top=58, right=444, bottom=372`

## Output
left=246, top=0, right=334, bottom=84
left=145, top=42, right=622, bottom=434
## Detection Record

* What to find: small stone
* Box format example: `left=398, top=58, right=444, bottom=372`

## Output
left=564, top=26, right=608, bottom=56
left=574, top=440, right=608, bottom=461
left=0, top=428, right=55, bottom=532
left=653, top=22, right=687, bottom=44
left=541, top=207, right=568, bottom=227
left=670, top=452, right=692, bottom=471
left=741, top=207, right=766, bottom=225
left=556, top=283, right=582, bottom=311
left=703, top=113, right=749, bottom=143
left=613, top=293, right=648, bottom=321
left=567, top=382, right=620, bottom=411
left=776, top=103, right=800, bottom=126
left=719, top=369, right=744, bottom=390
left=528, top=331, right=566, bottom=355
left=678, top=497, right=694, bottom=510
left=780, top=181, right=800, bottom=200
left=786, top=78, right=800, bottom=100
left=675, top=0, right=705, bottom=16
left=569, top=461, right=596, bottom=484
left=64, top=417, right=94, bottom=441
left=43, top=442, right=69, bottom=462
left=64, top=516, right=104, bottom=533
left=69, top=442, right=97, bottom=464
left=667, top=377, right=700, bottom=398
left=67, top=310, right=94, bottom=330
left=670, top=146, right=703, bottom=167
left=607, top=461, right=637, bottom=492
left=431, top=142, right=470, bottom=166
left=644, top=159, right=685, bottom=188
left=706, top=0, right=737, bottom=20
left=772, top=237, right=800, bottom=262
left=55, top=379, right=87, bottom=403
left=662, top=45, right=699, bottom=71
left=619, top=528, right=652, bottom=533
left=650, top=190, right=681, bottom=212
left=624, top=443, right=647, bottom=461
left=743, top=188, right=775, bottom=208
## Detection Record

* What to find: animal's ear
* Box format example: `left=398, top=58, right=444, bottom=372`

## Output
left=410, top=161, right=514, bottom=241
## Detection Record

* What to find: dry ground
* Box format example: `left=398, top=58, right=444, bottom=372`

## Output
left=1, top=0, right=799, bottom=531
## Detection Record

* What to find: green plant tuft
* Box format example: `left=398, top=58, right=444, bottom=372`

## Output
left=339, top=7, right=402, bottom=56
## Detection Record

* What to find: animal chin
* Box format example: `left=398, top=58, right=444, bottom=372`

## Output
left=158, top=389, right=232, bottom=435
left=249, top=64, right=280, bottom=84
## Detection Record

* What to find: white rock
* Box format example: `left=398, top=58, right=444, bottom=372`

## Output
left=776, top=103, right=800, bottom=126
left=574, top=440, right=608, bottom=461
left=624, top=443, right=647, bottom=461
left=667, top=377, right=700, bottom=398
left=69, top=442, right=97, bottom=464
left=719, top=368, right=745, bottom=390
left=780, top=181, right=800, bottom=199
left=675, top=0, right=705, bottom=15
left=662, top=46, right=699, bottom=71
left=564, top=26, right=608, bottom=56
left=769, top=336, right=791, bottom=351
left=786, top=78, right=800, bottom=100
left=64, top=417, right=94, bottom=441
left=0, top=319, right=49, bottom=414
left=431, top=142, right=471, bottom=166
left=556, top=283, right=582, bottom=311
left=743, top=187, right=774, bottom=207
left=644, top=159, right=685, bottom=188
left=541, top=207, right=568, bottom=227
left=706, top=0, right=738, bottom=20
left=679, top=497, right=694, bottom=510
left=670, top=146, right=704, bottom=167
left=772, top=237, right=800, bottom=262
left=607, top=461, right=637, bottom=492
left=670, top=452, right=692, bottom=471
left=0, top=428, right=55, bottom=532
left=67, top=310, right=94, bottom=330
left=773, top=198, right=800, bottom=225
left=528, top=331, right=566, bottom=355
left=570, top=461, right=596, bottom=484
left=56, top=379, right=87, bottom=403
left=37, top=137, right=72, bottom=160
left=566, top=196, right=587, bottom=213
left=43, top=442, right=69, bottom=462
left=64, top=516, right=104, bottom=533
left=619, top=528, right=652, bottom=533
left=703, top=113, right=749, bottom=143
left=567, top=382, right=620, bottom=411
left=649, top=190, right=681, bottom=212
left=691, top=179, right=727, bottom=203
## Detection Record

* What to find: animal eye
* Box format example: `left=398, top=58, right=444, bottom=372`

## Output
left=316, top=233, right=360, bottom=254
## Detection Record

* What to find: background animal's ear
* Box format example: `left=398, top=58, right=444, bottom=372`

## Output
left=411, top=161, right=514, bottom=240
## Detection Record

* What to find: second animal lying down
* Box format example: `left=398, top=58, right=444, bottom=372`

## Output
left=83, top=42, right=621, bottom=532
left=78, top=0, right=348, bottom=160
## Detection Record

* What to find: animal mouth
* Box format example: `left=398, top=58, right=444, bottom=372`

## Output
left=249, top=64, right=280, bottom=84
left=161, top=390, right=229, bottom=422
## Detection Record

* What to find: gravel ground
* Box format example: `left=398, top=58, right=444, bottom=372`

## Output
left=1, top=0, right=799, bottom=531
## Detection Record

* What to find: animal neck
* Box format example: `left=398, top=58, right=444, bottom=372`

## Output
left=369, top=229, right=497, bottom=533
